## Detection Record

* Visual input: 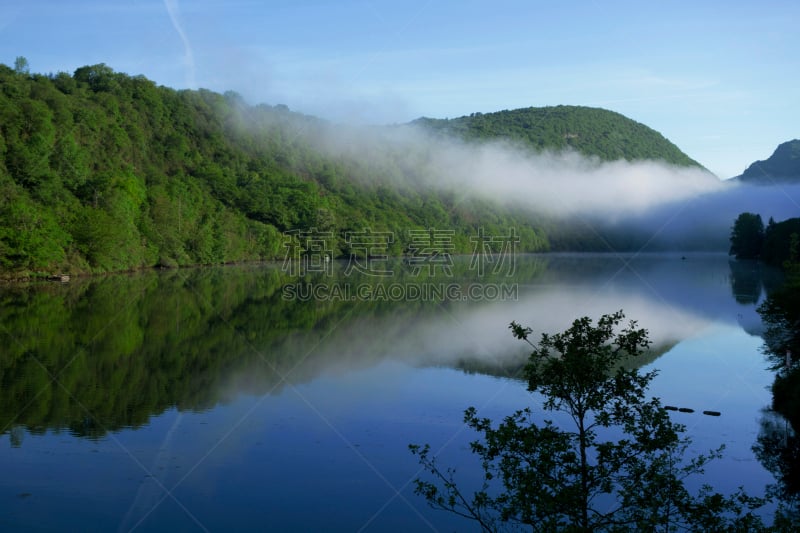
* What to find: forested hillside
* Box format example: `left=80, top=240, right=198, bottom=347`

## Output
left=413, top=105, right=702, bottom=167
left=0, top=62, right=702, bottom=277
left=0, top=62, right=553, bottom=276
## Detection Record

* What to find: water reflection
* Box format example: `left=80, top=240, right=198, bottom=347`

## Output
left=755, top=410, right=800, bottom=503
left=0, top=253, right=773, bottom=442
left=755, top=275, right=800, bottom=513
left=0, top=260, right=532, bottom=439
left=2, top=253, right=790, bottom=530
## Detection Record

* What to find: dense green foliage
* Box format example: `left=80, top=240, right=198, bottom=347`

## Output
left=411, top=312, right=766, bottom=531
left=0, top=62, right=548, bottom=276
left=1, top=63, right=284, bottom=274
left=414, top=105, right=703, bottom=167
left=738, top=140, right=800, bottom=183
left=0, top=62, right=708, bottom=276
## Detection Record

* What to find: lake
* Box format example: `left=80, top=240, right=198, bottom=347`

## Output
left=0, top=253, right=785, bottom=531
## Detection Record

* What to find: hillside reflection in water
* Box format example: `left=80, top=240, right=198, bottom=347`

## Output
left=0, top=254, right=782, bottom=530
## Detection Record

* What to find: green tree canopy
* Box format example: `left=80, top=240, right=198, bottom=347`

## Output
left=13, top=56, right=29, bottom=74
left=0, top=61, right=715, bottom=277
left=0, top=61, right=555, bottom=276
left=413, top=105, right=703, bottom=167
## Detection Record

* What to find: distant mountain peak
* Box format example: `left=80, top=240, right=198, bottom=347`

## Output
left=734, top=139, right=800, bottom=183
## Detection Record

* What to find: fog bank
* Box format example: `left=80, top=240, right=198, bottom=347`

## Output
left=271, top=112, right=799, bottom=250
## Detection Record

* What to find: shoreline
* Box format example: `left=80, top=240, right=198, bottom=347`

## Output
left=0, top=250, right=734, bottom=286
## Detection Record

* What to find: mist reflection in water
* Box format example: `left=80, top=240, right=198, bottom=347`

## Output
left=0, top=253, right=780, bottom=530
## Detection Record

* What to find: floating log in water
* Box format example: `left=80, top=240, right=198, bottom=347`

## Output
left=666, top=405, right=721, bottom=416
left=49, top=274, right=70, bottom=283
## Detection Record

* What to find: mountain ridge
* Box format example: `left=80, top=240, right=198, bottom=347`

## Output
left=732, top=139, right=800, bottom=183
left=412, top=105, right=703, bottom=168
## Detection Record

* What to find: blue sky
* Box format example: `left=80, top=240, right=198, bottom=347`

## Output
left=1, top=0, right=798, bottom=178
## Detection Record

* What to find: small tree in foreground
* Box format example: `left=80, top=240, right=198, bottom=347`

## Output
left=410, top=311, right=766, bottom=531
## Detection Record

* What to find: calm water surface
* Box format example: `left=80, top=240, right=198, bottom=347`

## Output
left=0, top=254, right=784, bottom=531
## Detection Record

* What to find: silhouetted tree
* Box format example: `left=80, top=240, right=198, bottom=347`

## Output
left=762, top=218, right=800, bottom=268
left=411, top=311, right=766, bottom=531
left=730, top=212, right=765, bottom=259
